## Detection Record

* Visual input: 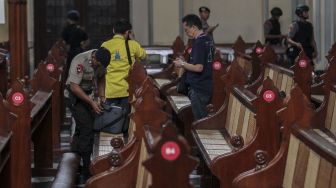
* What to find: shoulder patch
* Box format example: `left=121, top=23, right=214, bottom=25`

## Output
left=76, top=64, right=84, bottom=74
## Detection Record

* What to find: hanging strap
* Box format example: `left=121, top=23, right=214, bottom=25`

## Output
left=125, top=39, right=132, bottom=66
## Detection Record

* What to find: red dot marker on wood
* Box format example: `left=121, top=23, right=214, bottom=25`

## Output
left=12, top=92, right=24, bottom=106
left=263, top=90, right=276, bottom=103
left=161, top=141, right=181, bottom=161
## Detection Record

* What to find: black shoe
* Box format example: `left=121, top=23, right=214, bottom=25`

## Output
left=77, top=173, right=91, bottom=187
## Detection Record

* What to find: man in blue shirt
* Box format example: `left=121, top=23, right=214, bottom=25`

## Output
left=174, top=14, right=214, bottom=120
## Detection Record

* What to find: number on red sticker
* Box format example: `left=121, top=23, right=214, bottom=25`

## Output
left=46, top=64, right=55, bottom=72
left=12, top=92, right=24, bottom=106
left=299, top=60, right=307, bottom=68
left=187, top=48, right=192, bottom=54
left=213, top=61, right=222, bottom=70
left=263, top=90, right=276, bottom=102
left=161, top=141, right=181, bottom=161
left=256, top=47, right=263, bottom=54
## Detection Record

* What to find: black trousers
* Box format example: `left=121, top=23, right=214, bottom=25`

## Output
left=71, top=101, right=94, bottom=156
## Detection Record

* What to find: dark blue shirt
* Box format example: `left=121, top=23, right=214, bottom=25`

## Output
left=186, top=33, right=214, bottom=96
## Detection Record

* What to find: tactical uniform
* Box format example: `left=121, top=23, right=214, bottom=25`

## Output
left=289, top=21, right=314, bottom=59
left=61, top=10, right=88, bottom=79
left=264, top=18, right=281, bottom=45
left=64, top=49, right=105, bottom=178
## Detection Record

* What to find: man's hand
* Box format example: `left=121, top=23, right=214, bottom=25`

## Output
left=207, top=24, right=219, bottom=33
left=296, top=42, right=303, bottom=50
left=91, top=100, right=103, bottom=114
left=173, top=58, right=184, bottom=68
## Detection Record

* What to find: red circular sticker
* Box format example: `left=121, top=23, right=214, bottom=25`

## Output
left=161, top=141, right=180, bottom=161
left=213, top=61, right=222, bottom=70
left=12, top=92, right=24, bottom=106
left=187, top=48, right=192, bottom=54
left=255, top=47, right=263, bottom=54
left=299, top=60, right=307, bottom=68
left=46, top=63, right=55, bottom=72
left=263, top=90, right=276, bottom=102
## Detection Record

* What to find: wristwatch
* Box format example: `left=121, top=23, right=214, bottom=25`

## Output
left=181, top=61, right=186, bottom=67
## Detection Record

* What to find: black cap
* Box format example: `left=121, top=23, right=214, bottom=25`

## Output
left=95, top=47, right=111, bottom=68
left=271, top=7, right=283, bottom=17
left=199, top=6, right=210, bottom=13
left=67, top=10, right=80, bottom=22
left=295, top=5, right=309, bottom=16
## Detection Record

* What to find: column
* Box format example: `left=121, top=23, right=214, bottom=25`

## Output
left=8, top=0, right=28, bottom=81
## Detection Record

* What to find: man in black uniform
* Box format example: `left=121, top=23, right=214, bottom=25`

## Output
left=61, top=10, right=89, bottom=78
left=64, top=47, right=111, bottom=183
left=264, top=7, right=285, bottom=45
left=199, top=6, right=219, bottom=43
left=287, top=5, right=317, bottom=65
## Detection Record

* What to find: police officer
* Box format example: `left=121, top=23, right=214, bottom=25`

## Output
left=64, top=47, right=111, bottom=182
left=61, top=10, right=89, bottom=79
left=264, top=7, right=285, bottom=45
left=199, top=6, right=219, bottom=43
left=287, top=5, right=317, bottom=65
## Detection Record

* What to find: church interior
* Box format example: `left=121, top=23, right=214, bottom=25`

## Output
left=0, top=0, right=335, bottom=188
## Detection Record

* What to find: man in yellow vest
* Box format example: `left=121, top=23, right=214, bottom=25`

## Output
left=100, top=19, right=146, bottom=140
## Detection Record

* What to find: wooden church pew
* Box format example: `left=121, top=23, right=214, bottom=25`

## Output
left=44, top=41, right=68, bottom=150
left=0, top=48, right=8, bottom=97
left=87, top=80, right=197, bottom=188
left=311, top=58, right=336, bottom=136
left=88, top=61, right=162, bottom=172
left=248, top=46, right=314, bottom=102
left=192, top=78, right=283, bottom=188
left=150, top=36, right=185, bottom=81
left=151, top=38, right=196, bottom=99
left=311, top=45, right=336, bottom=102
left=0, top=94, right=16, bottom=188
left=6, top=66, right=57, bottom=188
left=165, top=51, right=228, bottom=144
left=162, top=40, right=275, bottom=163
left=232, top=86, right=336, bottom=188
left=86, top=71, right=171, bottom=187
left=164, top=38, right=266, bottom=145
left=45, top=40, right=68, bottom=130
left=233, top=36, right=263, bottom=85
left=325, top=42, right=336, bottom=62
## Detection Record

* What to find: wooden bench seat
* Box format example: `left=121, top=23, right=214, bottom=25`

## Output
left=167, top=95, right=191, bottom=112
left=194, top=129, right=231, bottom=161
left=193, top=86, right=257, bottom=164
